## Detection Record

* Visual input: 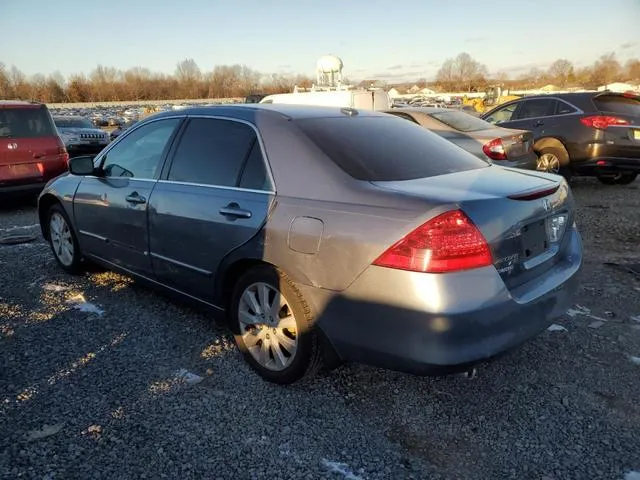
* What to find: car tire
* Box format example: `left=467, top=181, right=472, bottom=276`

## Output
left=230, top=265, right=323, bottom=385
left=47, top=204, right=83, bottom=274
left=536, top=146, right=571, bottom=181
left=597, top=173, right=638, bottom=185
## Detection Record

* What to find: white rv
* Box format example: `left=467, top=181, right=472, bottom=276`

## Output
left=259, top=89, right=391, bottom=111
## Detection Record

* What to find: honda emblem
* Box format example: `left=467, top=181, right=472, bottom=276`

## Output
left=7, top=142, right=17, bottom=150
left=542, top=198, right=551, bottom=211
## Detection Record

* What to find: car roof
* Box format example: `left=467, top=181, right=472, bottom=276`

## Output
left=0, top=100, right=44, bottom=108
left=386, top=107, right=450, bottom=114
left=147, top=103, right=389, bottom=122
left=53, top=115, right=87, bottom=120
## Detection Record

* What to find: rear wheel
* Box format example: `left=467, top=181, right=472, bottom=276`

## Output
left=230, top=266, right=323, bottom=384
left=47, top=204, right=83, bottom=274
left=597, top=173, right=638, bottom=185
left=536, top=146, right=571, bottom=180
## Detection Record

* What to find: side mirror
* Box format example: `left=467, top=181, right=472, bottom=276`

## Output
left=69, top=156, right=96, bottom=176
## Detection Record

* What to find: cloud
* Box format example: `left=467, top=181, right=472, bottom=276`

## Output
left=409, top=63, right=422, bottom=68
left=620, top=42, right=638, bottom=49
left=465, top=36, right=487, bottom=43
left=387, top=64, right=404, bottom=70
left=277, top=64, right=291, bottom=69
left=369, top=69, right=432, bottom=80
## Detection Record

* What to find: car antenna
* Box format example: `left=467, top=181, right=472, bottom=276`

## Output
left=340, top=107, right=359, bottom=116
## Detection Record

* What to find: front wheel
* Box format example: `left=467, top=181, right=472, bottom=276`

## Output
left=47, top=204, right=83, bottom=274
left=597, top=173, right=638, bottom=185
left=230, top=266, right=323, bottom=384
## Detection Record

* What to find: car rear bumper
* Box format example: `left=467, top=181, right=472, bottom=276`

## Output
left=0, top=181, right=48, bottom=196
left=304, top=225, right=582, bottom=376
left=572, top=156, right=640, bottom=175
left=496, top=151, right=538, bottom=170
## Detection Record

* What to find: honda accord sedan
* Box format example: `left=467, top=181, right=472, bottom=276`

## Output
left=37, top=105, right=583, bottom=384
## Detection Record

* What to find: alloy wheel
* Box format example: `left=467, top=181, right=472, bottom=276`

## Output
left=49, top=212, right=74, bottom=267
left=537, top=153, right=561, bottom=174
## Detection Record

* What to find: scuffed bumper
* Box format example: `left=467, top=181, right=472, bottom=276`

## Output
left=303, top=226, right=583, bottom=375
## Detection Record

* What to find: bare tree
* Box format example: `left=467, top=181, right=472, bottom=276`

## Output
left=435, top=59, right=456, bottom=91
left=435, top=53, right=488, bottom=92
left=548, top=59, right=574, bottom=86
left=624, top=59, right=640, bottom=81
left=591, top=53, right=621, bottom=87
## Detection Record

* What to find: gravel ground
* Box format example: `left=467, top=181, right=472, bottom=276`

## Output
left=1, top=178, right=639, bottom=480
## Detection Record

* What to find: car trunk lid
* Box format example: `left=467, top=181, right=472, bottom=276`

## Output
left=473, top=127, right=534, bottom=161
left=371, top=166, right=573, bottom=292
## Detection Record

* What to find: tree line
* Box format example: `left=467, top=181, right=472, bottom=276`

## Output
left=1, top=53, right=639, bottom=104
left=0, top=59, right=315, bottom=103
left=434, top=52, right=640, bottom=92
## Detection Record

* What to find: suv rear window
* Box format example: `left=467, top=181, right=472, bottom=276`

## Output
left=593, top=95, right=640, bottom=116
left=0, top=107, right=56, bottom=138
left=295, top=116, right=489, bottom=181
left=429, top=110, right=493, bottom=132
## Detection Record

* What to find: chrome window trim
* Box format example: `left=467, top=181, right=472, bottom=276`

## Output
left=178, top=114, right=277, bottom=193
left=507, top=97, right=584, bottom=122
left=157, top=179, right=275, bottom=195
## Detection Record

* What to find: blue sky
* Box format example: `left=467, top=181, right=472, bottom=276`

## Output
left=2, top=0, right=639, bottom=81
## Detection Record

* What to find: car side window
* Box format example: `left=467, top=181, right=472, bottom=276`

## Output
left=485, top=103, right=518, bottom=124
left=515, top=99, right=556, bottom=120
left=101, top=119, right=181, bottom=179
left=167, top=118, right=257, bottom=187
left=556, top=101, right=577, bottom=115
left=238, top=141, right=272, bottom=191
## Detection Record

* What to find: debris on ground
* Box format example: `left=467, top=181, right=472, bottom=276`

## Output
left=548, top=324, right=568, bottom=332
left=25, top=423, right=63, bottom=441
left=175, top=369, right=204, bottom=385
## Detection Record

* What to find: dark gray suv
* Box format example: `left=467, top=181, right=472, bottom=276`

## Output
left=482, top=91, right=640, bottom=185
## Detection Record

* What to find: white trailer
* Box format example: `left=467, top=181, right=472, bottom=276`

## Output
left=259, top=89, right=391, bottom=111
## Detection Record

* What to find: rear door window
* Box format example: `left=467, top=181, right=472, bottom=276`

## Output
left=515, top=99, right=556, bottom=120
left=167, top=118, right=257, bottom=187
left=295, top=116, right=488, bottom=181
left=0, top=107, right=56, bottom=138
left=593, top=95, right=640, bottom=116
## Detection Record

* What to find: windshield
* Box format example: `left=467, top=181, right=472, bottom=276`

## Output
left=429, top=111, right=493, bottom=132
left=0, top=106, right=56, bottom=138
left=54, top=117, right=94, bottom=129
left=593, top=94, right=640, bottom=116
left=295, top=116, right=489, bottom=182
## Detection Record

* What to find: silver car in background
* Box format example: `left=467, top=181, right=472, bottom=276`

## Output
left=53, top=116, right=109, bottom=158
left=37, top=105, right=582, bottom=384
left=387, top=107, right=538, bottom=169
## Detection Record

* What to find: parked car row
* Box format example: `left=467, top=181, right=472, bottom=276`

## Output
left=33, top=103, right=584, bottom=386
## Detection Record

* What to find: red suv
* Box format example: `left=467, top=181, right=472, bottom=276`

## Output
left=0, top=101, right=69, bottom=196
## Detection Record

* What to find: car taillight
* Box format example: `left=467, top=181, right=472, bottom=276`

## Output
left=580, top=115, right=629, bottom=129
left=482, top=138, right=507, bottom=160
left=373, top=210, right=493, bottom=273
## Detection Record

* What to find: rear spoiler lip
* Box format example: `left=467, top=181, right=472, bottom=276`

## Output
left=593, top=90, right=640, bottom=100
left=508, top=184, right=560, bottom=201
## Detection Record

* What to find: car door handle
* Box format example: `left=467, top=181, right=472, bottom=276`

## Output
left=219, top=203, right=252, bottom=219
left=534, top=120, right=544, bottom=127
left=125, top=192, right=147, bottom=204
left=33, top=153, right=45, bottom=159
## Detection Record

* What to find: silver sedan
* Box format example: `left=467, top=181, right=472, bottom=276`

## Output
left=37, top=105, right=582, bottom=384
left=386, top=107, right=538, bottom=170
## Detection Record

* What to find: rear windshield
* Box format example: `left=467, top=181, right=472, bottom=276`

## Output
left=429, top=110, right=493, bottom=132
left=0, top=107, right=56, bottom=138
left=295, top=116, right=489, bottom=181
left=593, top=95, right=640, bottom=116
left=54, top=117, right=94, bottom=129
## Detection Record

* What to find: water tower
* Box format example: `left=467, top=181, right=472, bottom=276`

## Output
left=316, top=55, right=343, bottom=87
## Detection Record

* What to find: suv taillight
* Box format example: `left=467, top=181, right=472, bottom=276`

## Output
left=482, top=138, right=507, bottom=160
left=373, top=210, right=493, bottom=273
left=580, top=115, right=629, bottom=129
left=55, top=137, right=70, bottom=164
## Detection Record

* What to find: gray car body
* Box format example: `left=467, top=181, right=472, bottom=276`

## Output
left=386, top=107, right=538, bottom=170
left=38, top=104, right=582, bottom=375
